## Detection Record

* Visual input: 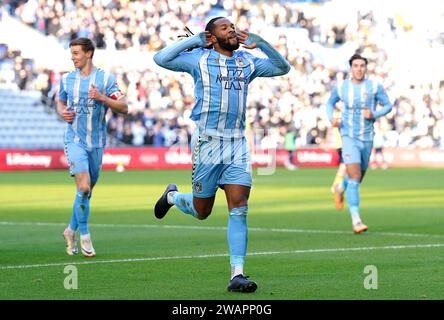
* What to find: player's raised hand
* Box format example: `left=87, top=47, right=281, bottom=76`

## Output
left=62, top=106, right=75, bottom=123
left=197, top=31, right=213, bottom=48
left=88, top=84, right=104, bottom=102
left=237, top=31, right=256, bottom=49
left=363, top=109, right=374, bottom=120
left=204, top=31, right=213, bottom=47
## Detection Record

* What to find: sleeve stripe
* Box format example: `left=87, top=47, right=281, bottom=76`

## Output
left=59, top=73, right=69, bottom=102
left=103, top=71, right=110, bottom=93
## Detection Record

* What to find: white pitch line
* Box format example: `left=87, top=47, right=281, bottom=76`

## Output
left=1, top=243, right=444, bottom=271
left=1, top=221, right=444, bottom=239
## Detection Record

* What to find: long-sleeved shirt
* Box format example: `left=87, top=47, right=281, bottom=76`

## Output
left=154, top=32, right=291, bottom=138
left=326, top=78, right=392, bottom=142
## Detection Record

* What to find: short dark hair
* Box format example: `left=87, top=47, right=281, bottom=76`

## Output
left=205, top=16, right=225, bottom=34
left=349, top=53, right=368, bottom=66
left=69, top=38, right=95, bottom=58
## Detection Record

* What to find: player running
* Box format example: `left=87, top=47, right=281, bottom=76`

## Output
left=57, top=38, right=128, bottom=257
left=326, top=53, right=392, bottom=234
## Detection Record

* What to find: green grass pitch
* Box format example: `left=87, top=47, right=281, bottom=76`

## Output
left=0, top=168, right=443, bottom=300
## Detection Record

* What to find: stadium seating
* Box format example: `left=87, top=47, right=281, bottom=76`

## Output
left=0, top=88, right=66, bottom=149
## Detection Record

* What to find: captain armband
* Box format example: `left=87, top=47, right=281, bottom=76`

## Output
left=110, top=91, right=124, bottom=100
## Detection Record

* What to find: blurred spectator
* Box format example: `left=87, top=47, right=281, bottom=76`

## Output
left=2, top=0, right=444, bottom=149
left=284, top=125, right=297, bottom=170
left=121, top=122, right=133, bottom=145
left=131, top=119, right=147, bottom=146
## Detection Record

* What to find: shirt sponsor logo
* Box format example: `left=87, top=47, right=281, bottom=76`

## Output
left=216, top=68, right=246, bottom=90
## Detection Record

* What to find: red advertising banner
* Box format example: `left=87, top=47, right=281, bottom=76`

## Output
left=379, top=148, right=444, bottom=168
left=0, top=148, right=339, bottom=171
left=1, top=147, right=443, bottom=171
left=0, top=148, right=191, bottom=171
left=0, top=150, right=67, bottom=170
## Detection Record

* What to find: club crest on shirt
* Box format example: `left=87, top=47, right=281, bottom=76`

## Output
left=236, top=57, right=245, bottom=67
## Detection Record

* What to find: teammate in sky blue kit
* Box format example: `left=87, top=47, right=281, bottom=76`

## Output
left=153, top=17, right=290, bottom=292
left=326, top=53, right=392, bottom=234
left=57, top=38, right=128, bottom=257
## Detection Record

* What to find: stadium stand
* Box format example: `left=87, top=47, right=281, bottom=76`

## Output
left=0, top=88, right=65, bottom=149
left=1, top=0, right=443, bottom=149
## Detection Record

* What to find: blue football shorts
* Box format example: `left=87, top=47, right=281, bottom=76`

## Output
left=64, top=142, right=104, bottom=184
left=341, top=135, right=373, bottom=171
left=190, top=129, right=252, bottom=198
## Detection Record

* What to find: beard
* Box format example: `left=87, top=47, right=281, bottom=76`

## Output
left=216, top=36, right=240, bottom=51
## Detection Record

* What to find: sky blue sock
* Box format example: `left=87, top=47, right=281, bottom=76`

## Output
left=343, top=175, right=349, bottom=191
left=69, top=210, right=78, bottom=231
left=172, top=193, right=198, bottom=217
left=74, top=190, right=90, bottom=235
left=346, top=179, right=360, bottom=213
left=228, top=206, right=248, bottom=267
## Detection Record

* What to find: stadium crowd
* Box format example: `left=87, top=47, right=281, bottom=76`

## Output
left=2, top=0, right=443, bottom=149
